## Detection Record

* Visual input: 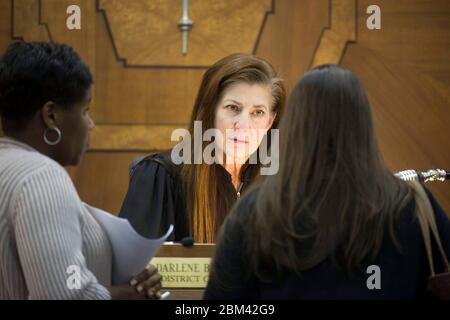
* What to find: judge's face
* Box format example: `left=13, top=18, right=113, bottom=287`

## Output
left=214, top=82, right=275, bottom=164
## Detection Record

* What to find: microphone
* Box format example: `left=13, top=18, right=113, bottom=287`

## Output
left=394, top=169, right=449, bottom=183
left=180, top=236, right=195, bottom=247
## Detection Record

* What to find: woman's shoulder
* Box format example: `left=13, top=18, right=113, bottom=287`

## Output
left=1, top=147, right=80, bottom=219
left=0, top=145, right=68, bottom=184
left=400, top=187, right=449, bottom=225
left=120, top=150, right=187, bottom=238
left=396, top=186, right=450, bottom=255
left=129, top=150, right=182, bottom=181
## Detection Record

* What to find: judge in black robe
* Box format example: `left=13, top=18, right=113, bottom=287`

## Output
left=118, top=150, right=259, bottom=240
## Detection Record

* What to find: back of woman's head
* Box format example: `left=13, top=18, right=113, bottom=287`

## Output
left=245, top=64, right=413, bottom=278
left=277, top=65, right=386, bottom=200
left=0, top=41, right=92, bottom=133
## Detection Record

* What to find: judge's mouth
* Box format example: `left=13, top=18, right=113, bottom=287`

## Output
left=228, top=137, right=249, bottom=144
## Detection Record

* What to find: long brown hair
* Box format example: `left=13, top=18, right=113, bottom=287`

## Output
left=181, top=53, right=286, bottom=243
left=239, top=65, right=413, bottom=278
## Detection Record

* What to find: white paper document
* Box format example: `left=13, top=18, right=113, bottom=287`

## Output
left=84, top=203, right=174, bottom=285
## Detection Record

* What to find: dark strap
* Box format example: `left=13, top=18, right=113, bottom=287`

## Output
left=408, top=181, right=450, bottom=275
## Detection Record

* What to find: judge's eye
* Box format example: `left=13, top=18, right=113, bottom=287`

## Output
left=225, top=105, right=240, bottom=112
left=253, top=110, right=265, bottom=117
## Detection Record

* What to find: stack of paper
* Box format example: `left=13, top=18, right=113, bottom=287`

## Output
left=84, top=203, right=173, bottom=285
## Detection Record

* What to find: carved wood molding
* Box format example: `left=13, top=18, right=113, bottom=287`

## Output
left=10, top=0, right=356, bottom=69
left=11, top=0, right=52, bottom=41
left=311, top=0, right=356, bottom=67
left=97, top=0, right=274, bottom=68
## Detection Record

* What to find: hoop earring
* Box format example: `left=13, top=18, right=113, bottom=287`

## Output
left=43, top=127, right=62, bottom=146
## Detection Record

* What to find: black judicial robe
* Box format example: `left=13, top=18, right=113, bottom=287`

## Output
left=119, top=150, right=259, bottom=241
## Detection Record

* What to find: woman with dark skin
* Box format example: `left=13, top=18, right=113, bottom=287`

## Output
left=0, top=41, right=161, bottom=299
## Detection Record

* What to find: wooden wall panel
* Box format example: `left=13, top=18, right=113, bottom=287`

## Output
left=256, top=0, right=329, bottom=86
left=90, top=125, right=180, bottom=151
left=93, top=8, right=202, bottom=125
left=12, top=0, right=51, bottom=42
left=357, top=0, right=450, bottom=88
left=71, top=152, right=147, bottom=214
left=341, top=0, right=450, bottom=214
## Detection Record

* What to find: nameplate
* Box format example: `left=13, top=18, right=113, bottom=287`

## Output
left=149, top=257, right=212, bottom=288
